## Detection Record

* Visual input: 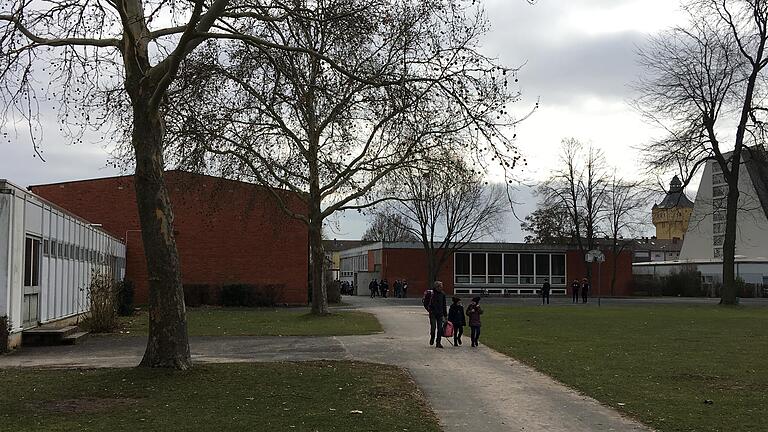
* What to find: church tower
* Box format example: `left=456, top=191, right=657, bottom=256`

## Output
left=652, top=176, right=694, bottom=240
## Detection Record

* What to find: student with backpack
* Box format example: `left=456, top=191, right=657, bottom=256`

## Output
left=448, top=297, right=466, bottom=346
left=466, top=297, right=483, bottom=347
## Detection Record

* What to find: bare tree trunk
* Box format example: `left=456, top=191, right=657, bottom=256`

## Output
left=309, top=218, right=328, bottom=315
left=721, top=178, right=740, bottom=305
left=133, top=103, right=191, bottom=369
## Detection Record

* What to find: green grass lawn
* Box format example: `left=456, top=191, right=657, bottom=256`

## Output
left=0, top=361, right=439, bottom=432
left=481, top=305, right=768, bottom=432
left=115, top=308, right=382, bottom=337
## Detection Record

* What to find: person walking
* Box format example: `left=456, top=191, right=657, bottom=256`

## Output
left=448, top=297, right=466, bottom=346
left=380, top=279, right=389, bottom=298
left=571, top=279, right=580, bottom=303
left=428, top=281, right=448, bottom=348
left=581, top=278, right=590, bottom=303
left=466, top=296, right=483, bottom=347
left=541, top=278, right=551, bottom=305
left=369, top=278, right=379, bottom=298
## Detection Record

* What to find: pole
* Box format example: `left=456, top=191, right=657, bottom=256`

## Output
left=598, top=260, right=601, bottom=307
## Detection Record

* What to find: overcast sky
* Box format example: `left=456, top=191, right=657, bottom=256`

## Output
left=0, top=0, right=688, bottom=241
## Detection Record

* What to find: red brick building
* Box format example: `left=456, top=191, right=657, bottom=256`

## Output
left=339, top=242, right=634, bottom=297
left=31, top=171, right=309, bottom=304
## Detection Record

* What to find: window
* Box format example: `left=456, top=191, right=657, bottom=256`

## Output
left=535, top=254, right=550, bottom=283
left=488, top=253, right=502, bottom=284
left=551, top=254, right=566, bottom=284
left=471, top=253, right=486, bottom=284
left=712, top=185, right=728, bottom=197
left=713, top=223, right=725, bottom=234
left=43, top=239, right=49, bottom=256
left=503, top=253, right=518, bottom=284
left=58, top=242, right=63, bottom=258
left=24, top=237, right=41, bottom=287
left=51, top=241, right=58, bottom=258
left=455, top=253, right=470, bottom=283
left=70, top=244, right=76, bottom=260
left=713, top=173, right=726, bottom=185
left=714, top=235, right=724, bottom=246
left=714, top=247, right=723, bottom=258
left=520, top=254, right=534, bottom=284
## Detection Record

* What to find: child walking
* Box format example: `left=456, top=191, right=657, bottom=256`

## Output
left=466, top=296, right=483, bottom=347
left=447, top=297, right=466, bottom=346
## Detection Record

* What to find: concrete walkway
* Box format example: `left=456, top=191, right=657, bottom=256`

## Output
left=0, top=297, right=652, bottom=431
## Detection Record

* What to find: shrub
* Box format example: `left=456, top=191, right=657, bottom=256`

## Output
left=220, top=284, right=282, bottom=307
left=86, top=271, right=119, bottom=333
left=184, top=284, right=215, bottom=307
left=0, top=315, right=9, bottom=354
left=663, top=269, right=704, bottom=297
left=327, top=280, right=341, bottom=304
left=117, top=279, right=135, bottom=316
left=632, top=275, right=663, bottom=296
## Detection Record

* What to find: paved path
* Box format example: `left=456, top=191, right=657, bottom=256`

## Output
left=0, top=297, right=652, bottom=431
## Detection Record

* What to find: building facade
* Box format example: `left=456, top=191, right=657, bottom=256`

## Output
left=340, top=242, right=634, bottom=297
left=652, top=176, right=694, bottom=240
left=1, top=180, right=125, bottom=348
left=31, top=171, right=309, bottom=305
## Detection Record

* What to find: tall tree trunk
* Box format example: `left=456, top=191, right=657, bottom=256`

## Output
left=309, top=218, right=328, bottom=315
left=721, top=173, right=740, bottom=305
left=133, top=103, right=191, bottom=369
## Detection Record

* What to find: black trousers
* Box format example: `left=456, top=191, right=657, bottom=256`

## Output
left=582, top=290, right=588, bottom=303
left=470, top=325, right=481, bottom=346
left=572, top=289, right=579, bottom=303
left=452, top=324, right=464, bottom=344
left=542, top=292, right=550, bottom=304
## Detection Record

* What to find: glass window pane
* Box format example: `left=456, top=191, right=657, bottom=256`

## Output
left=504, top=253, right=518, bottom=276
left=552, top=254, right=566, bottom=276
left=520, top=254, right=533, bottom=275
left=24, top=237, right=32, bottom=286
left=471, top=253, right=486, bottom=276
left=32, top=240, right=40, bottom=286
left=455, top=253, right=470, bottom=275
left=488, top=254, right=502, bottom=275
left=535, top=254, right=550, bottom=276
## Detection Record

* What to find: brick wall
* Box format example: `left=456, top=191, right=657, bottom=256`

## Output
left=31, top=171, right=309, bottom=304
left=566, top=249, right=634, bottom=296
left=381, top=248, right=454, bottom=297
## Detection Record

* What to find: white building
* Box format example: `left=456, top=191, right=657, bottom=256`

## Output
left=633, top=148, right=768, bottom=291
left=1, top=180, right=126, bottom=348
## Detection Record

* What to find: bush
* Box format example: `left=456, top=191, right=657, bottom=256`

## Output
left=632, top=275, right=663, bottom=296
left=327, top=280, right=341, bottom=304
left=184, top=284, right=215, bottom=307
left=663, top=269, right=704, bottom=297
left=86, top=271, right=119, bottom=333
left=0, top=315, right=9, bottom=354
left=117, top=279, right=135, bottom=316
left=220, top=284, right=282, bottom=307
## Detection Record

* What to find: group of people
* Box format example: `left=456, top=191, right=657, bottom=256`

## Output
left=423, top=281, right=483, bottom=348
left=540, top=277, right=592, bottom=304
left=368, top=278, right=408, bottom=298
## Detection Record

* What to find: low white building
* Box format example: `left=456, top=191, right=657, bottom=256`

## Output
left=1, top=180, right=126, bottom=348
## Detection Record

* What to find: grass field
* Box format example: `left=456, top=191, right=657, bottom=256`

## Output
left=115, top=308, right=382, bottom=337
left=482, top=305, right=768, bottom=432
left=0, top=361, right=439, bottom=432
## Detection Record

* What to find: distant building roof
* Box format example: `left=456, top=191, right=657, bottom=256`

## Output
left=323, top=239, right=374, bottom=252
left=629, top=237, right=683, bottom=252
left=654, top=175, right=694, bottom=209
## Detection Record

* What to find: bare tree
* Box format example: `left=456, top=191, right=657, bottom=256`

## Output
left=604, top=176, right=648, bottom=295
left=538, top=138, right=608, bottom=281
left=378, top=157, right=507, bottom=286
left=0, top=0, right=262, bottom=369
left=162, top=0, right=527, bottom=314
left=362, top=212, right=419, bottom=242
left=634, top=0, right=768, bottom=304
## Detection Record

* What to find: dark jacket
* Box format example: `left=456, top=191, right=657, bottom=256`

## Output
left=448, top=304, right=466, bottom=326
left=429, top=290, right=448, bottom=318
left=542, top=282, right=551, bottom=293
left=571, top=282, right=580, bottom=293
left=466, top=302, right=483, bottom=326
left=581, top=282, right=590, bottom=293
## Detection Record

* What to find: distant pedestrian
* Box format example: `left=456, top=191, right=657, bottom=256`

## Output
left=581, top=278, right=590, bottom=303
left=394, top=279, right=402, bottom=298
left=369, top=279, right=379, bottom=298
left=402, top=280, right=408, bottom=298
left=380, top=279, right=389, bottom=298
left=541, top=278, right=551, bottom=305
left=571, top=279, right=580, bottom=303
left=428, top=281, right=448, bottom=348
left=448, top=297, right=466, bottom=346
left=466, top=297, right=483, bottom=347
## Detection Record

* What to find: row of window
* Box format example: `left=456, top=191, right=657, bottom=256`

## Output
left=455, top=252, right=567, bottom=285
left=41, top=238, right=111, bottom=264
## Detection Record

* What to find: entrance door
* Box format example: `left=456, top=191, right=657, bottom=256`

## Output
left=22, top=236, right=41, bottom=328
